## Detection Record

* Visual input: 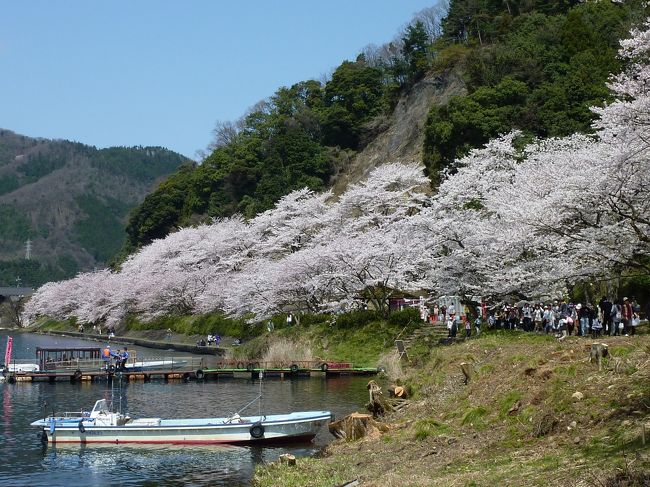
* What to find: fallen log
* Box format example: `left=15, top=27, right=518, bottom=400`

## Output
left=388, top=385, right=408, bottom=399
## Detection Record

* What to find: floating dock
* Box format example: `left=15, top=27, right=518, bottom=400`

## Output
left=3, top=363, right=380, bottom=384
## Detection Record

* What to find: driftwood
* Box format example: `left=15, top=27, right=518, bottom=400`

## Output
left=589, top=343, right=609, bottom=371
left=329, top=412, right=392, bottom=441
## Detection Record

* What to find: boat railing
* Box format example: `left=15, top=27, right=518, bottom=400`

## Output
left=41, top=355, right=203, bottom=373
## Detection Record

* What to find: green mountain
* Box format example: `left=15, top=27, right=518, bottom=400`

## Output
left=0, top=129, right=191, bottom=286
left=122, top=0, right=648, bottom=255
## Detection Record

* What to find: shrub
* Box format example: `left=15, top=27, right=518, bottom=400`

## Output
left=332, top=310, right=381, bottom=329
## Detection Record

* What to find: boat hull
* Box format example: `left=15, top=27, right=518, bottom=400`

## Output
left=33, top=412, right=332, bottom=445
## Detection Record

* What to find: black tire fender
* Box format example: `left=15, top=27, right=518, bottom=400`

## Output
left=290, top=364, right=299, bottom=373
left=7, top=375, right=16, bottom=384
left=108, top=365, right=115, bottom=373
left=236, top=362, right=245, bottom=369
left=249, top=422, right=264, bottom=439
left=195, top=369, right=205, bottom=380
left=73, top=369, right=82, bottom=381
left=320, top=363, right=328, bottom=372
left=246, top=363, right=254, bottom=372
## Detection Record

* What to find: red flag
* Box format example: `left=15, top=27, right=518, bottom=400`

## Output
left=4, top=336, right=12, bottom=366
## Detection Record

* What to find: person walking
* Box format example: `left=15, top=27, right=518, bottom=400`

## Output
left=599, top=296, right=613, bottom=335
left=533, top=304, right=544, bottom=332
left=611, top=301, right=622, bottom=336
left=622, top=297, right=634, bottom=336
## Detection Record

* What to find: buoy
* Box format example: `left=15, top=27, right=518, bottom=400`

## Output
left=290, top=364, right=299, bottom=373
left=195, top=369, right=205, bottom=380
left=320, top=363, right=329, bottom=372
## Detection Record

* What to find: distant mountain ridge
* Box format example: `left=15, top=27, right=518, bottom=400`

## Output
left=0, top=129, right=191, bottom=286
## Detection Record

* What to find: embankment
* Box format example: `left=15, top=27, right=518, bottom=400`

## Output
left=33, top=329, right=225, bottom=356
left=254, top=332, right=650, bottom=486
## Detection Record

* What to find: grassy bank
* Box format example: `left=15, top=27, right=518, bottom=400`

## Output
left=29, top=308, right=422, bottom=367
left=253, top=332, right=650, bottom=486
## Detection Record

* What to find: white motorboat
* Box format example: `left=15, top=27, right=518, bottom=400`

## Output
left=122, top=359, right=188, bottom=372
left=31, top=399, right=333, bottom=445
left=1, top=362, right=40, bottom=373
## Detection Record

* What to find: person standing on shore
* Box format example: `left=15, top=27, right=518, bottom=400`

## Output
left=622, top=297, right=633, bottom=336
left=599, top=296, right=613, bottom=334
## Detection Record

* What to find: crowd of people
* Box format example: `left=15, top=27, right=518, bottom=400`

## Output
left=437, top=296, right=644, bottom=340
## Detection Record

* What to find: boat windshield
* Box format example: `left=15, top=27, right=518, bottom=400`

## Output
left=91, top=399, right=110, bottom=415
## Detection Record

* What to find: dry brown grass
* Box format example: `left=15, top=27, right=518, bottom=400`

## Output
left=376, top=350, right=404, bottom=380
left=261, top=338, right=314, bottom=364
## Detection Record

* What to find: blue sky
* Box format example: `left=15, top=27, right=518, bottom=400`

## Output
left=1, top=1, right=438, bottom=159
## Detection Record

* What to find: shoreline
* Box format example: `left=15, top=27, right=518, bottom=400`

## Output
left=9, top=328, right=225, bottom=357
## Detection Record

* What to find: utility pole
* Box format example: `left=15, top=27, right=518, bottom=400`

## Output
left=25, top=239, right=32, bottom=260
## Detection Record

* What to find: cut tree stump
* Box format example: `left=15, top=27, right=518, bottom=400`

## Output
left=388, top=385, right=407, bottom=398
left=460, top=362, right=473, bottom=385
left=589, top=343, right=609, bottom=371
left=279, top=453, right=296, bottom=466
left=329, top=412, right=391, bottom=441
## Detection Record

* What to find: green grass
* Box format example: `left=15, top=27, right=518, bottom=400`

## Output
left=253, top=457, right=352, bottom=487
left=414, top=418, right=451, bottom=440
left=461, top=406, right=488, bottom=429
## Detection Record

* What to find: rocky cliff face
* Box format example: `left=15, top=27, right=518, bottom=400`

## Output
left=331, top=71, right=465, bottom=195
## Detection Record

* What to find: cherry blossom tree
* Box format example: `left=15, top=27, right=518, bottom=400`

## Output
left=23, top=20, right=650, bottom=325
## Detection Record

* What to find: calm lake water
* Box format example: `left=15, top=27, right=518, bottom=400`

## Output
left=0, top=331, right=370, bottom=487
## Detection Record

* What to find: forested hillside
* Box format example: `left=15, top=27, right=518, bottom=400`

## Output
left=123, top=0, right=649, bottom=253
left=0, top=130, right=190, bottom=286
